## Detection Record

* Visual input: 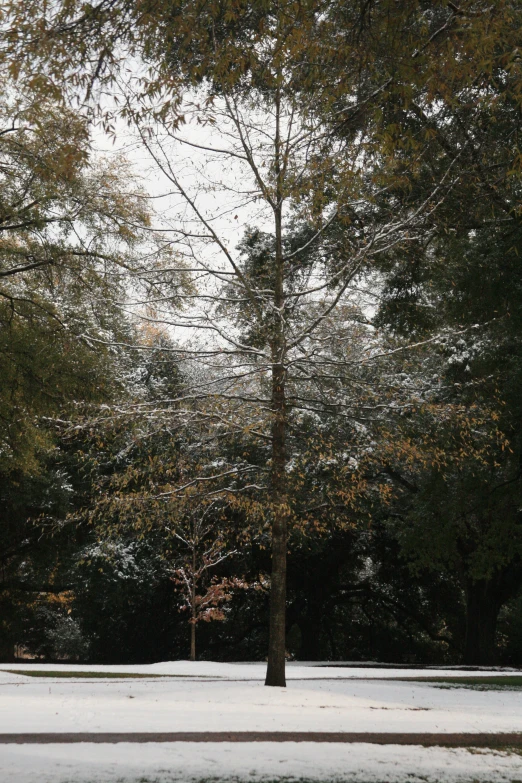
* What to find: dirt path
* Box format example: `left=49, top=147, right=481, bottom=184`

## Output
left=1, top=732, right=521, bottom=746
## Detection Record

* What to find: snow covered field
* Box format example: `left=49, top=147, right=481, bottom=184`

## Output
left=1, top=661, right=522, bottom=782
left=3, top=741, right=522, bottom=783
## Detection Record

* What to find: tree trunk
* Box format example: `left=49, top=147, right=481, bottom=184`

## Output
left=190, top=621, right=196, bottom=662
left=265, top=82, right=288, bottom=688
left=463, top=578, right=500, bottom=665
left=299, top=613, right=322, bottom=661
left=190, top=548, right=196, bottom=661
left=265, top=360, right=288, bottom=687
left=298, top=591, right=326, bottom=660
left=0, top=639, right=14, bottom=663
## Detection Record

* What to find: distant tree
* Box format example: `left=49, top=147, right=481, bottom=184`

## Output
left=0, top=83, right=169, bottom=474
left=369, top=10, right=522, bottom=664
left=0, top=80, right=185, bottom=660
left=378, top=391, right=520, bottom=665
left=168, top=504, right=240, bottom=661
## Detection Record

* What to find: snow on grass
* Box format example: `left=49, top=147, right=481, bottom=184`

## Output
left=5, top=669, right=522, bottom=688
left=2, top=662, right=522, bottom=782
left=1, top=660, right=520, bottom=680
left=1, top=665, right=522, bottom=734
left=2, top=741, right=522, bottom=783
left=3, top=670, right=184, bottom=679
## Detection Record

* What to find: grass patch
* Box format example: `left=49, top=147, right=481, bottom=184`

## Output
left=397, top=675, right=522, bottom=688
left=3, top=670, right=216, bottom=679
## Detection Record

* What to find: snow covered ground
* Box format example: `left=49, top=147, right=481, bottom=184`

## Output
left=3, top=741, right=522, bottom=783
left=1, top=661, right=522, bottom=782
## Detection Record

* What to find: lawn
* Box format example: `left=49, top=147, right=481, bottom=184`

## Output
left=394, top=675, right=522, bottom=688
left=4, top=670, right=196, bottom=679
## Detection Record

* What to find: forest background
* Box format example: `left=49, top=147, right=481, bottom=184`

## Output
left=0, top=0, right=521, bottom=684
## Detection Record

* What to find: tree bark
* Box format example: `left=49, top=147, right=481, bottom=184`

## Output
left=298, top=613, right=322, bottom=661
left=265, top=81, right=288, bottom=688
left=463, top=578, right=500, bottom=665
left=0, top=640, right=15, bottom=663
left=190, top=546, right=196, bottom=661
left=265, top=360, right=288, bottom=686
left=190, top=621, right=196, bottom=662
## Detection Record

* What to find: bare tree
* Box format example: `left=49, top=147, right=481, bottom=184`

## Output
left=116, top=48, right=461, bottom=684
left=167, top=502, right=238, bottom=662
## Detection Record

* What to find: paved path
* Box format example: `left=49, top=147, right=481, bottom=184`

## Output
left=1, top=731, right=522, bottom=746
